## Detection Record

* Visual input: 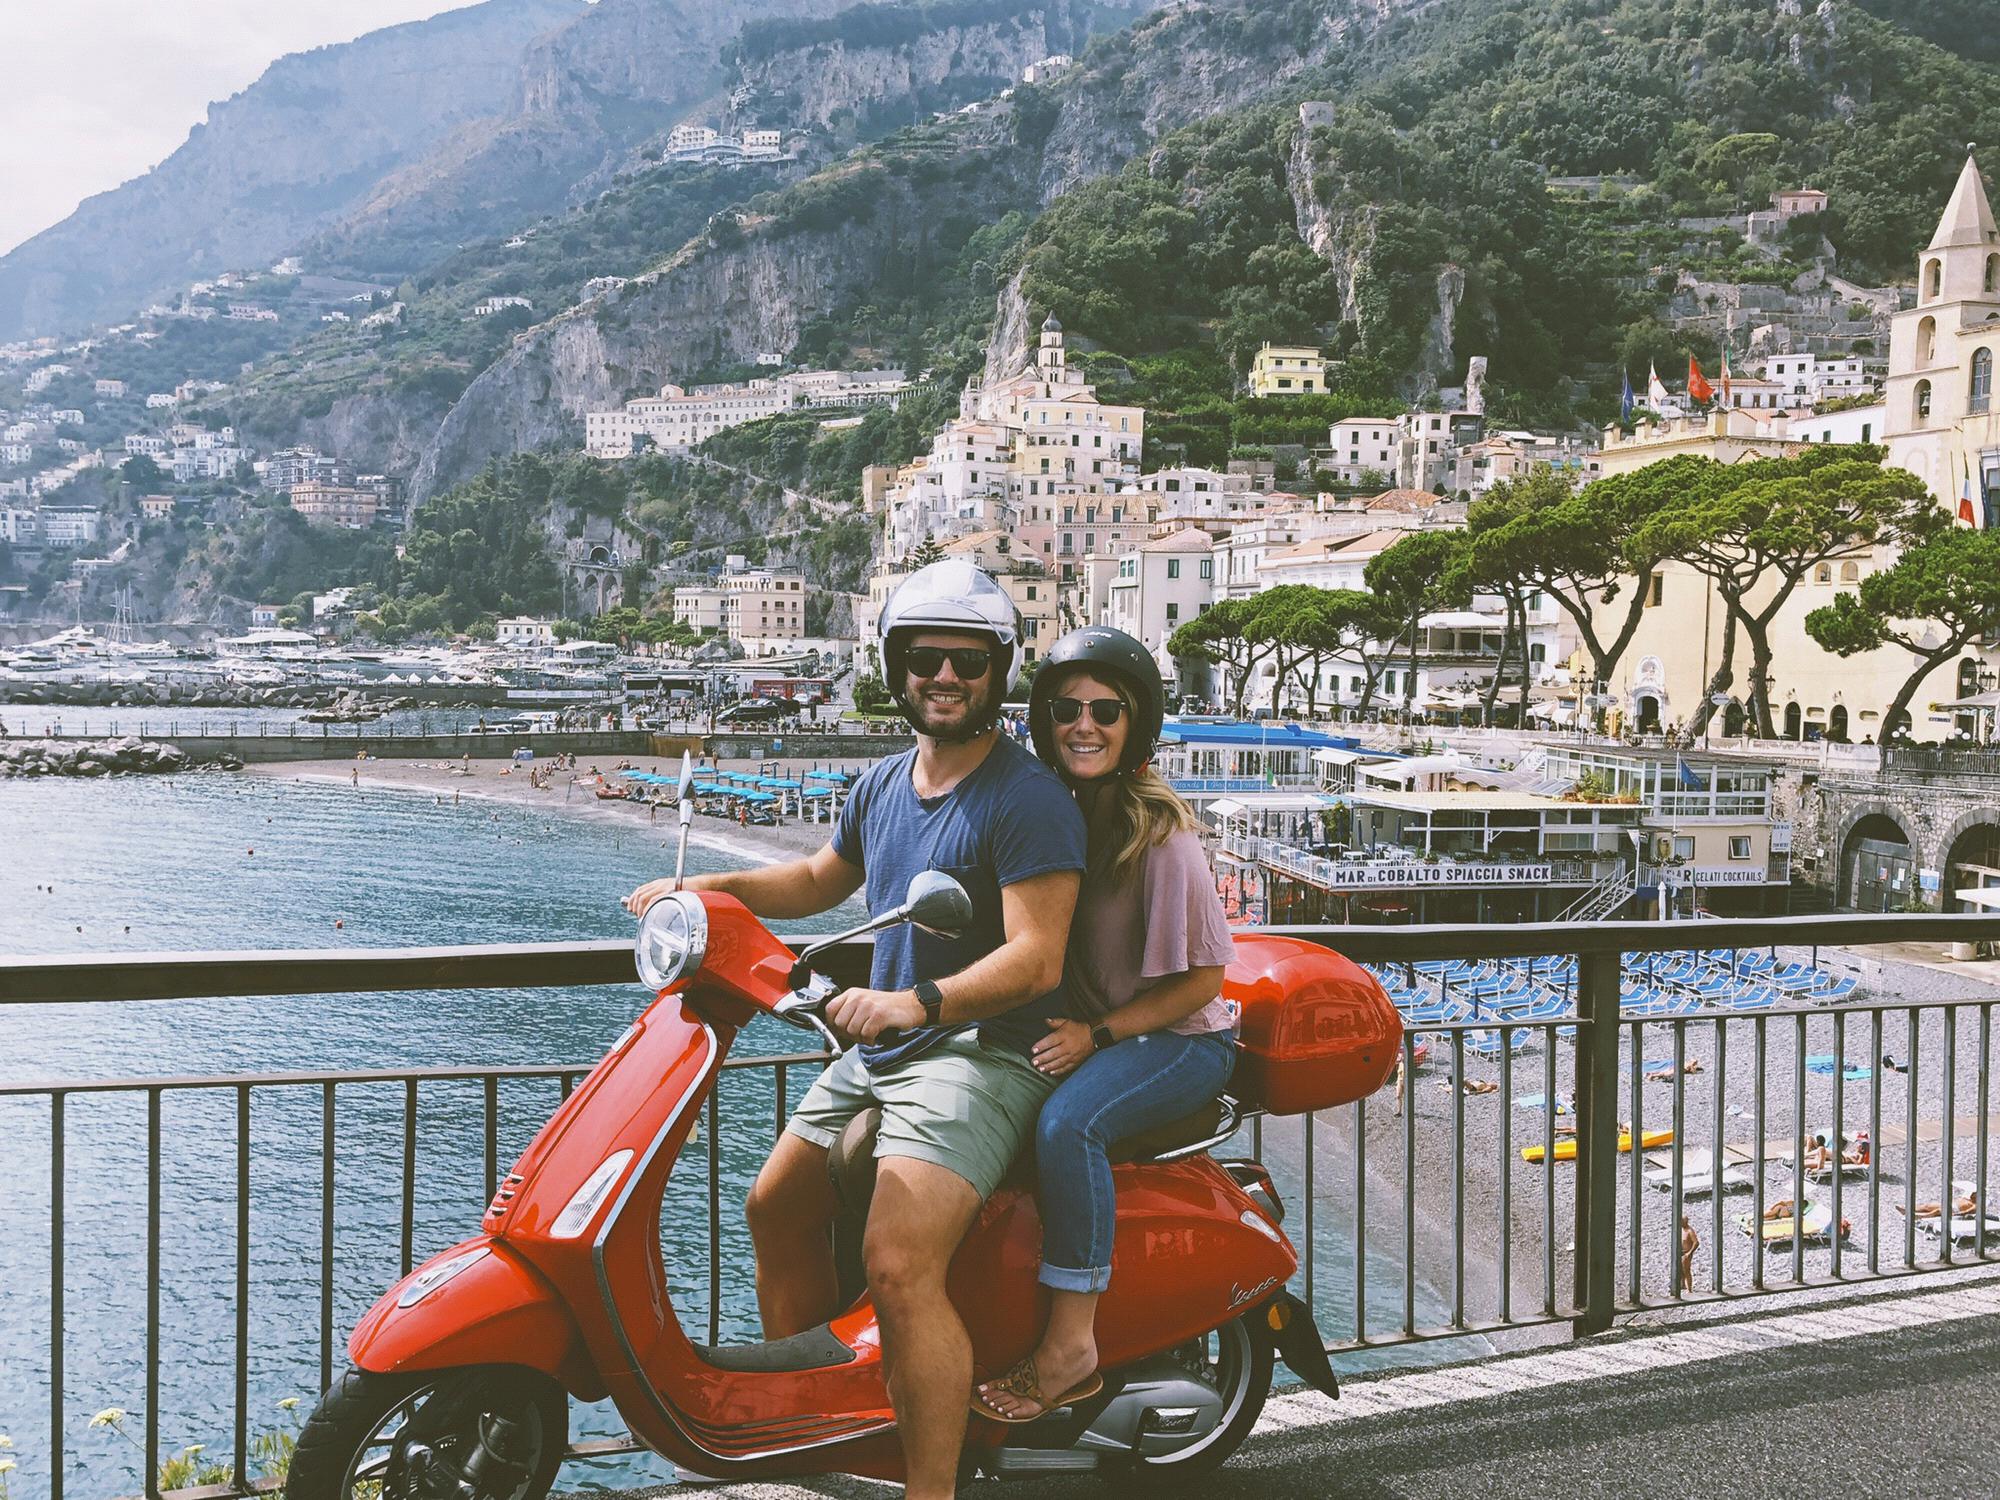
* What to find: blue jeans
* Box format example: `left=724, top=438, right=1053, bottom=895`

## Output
left=1035, top=1029, right=1237, bottom=1293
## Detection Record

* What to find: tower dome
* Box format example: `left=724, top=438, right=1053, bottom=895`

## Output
left=1040, top=312, right=1062, bottom=334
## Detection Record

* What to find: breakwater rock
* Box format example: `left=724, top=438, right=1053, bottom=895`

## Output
left=0, top=737, right=232, bottom=777
left=1, top=679, right=420, bottom=711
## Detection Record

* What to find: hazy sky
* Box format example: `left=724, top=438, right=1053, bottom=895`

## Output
left=0, top=1, right=475, bottom=256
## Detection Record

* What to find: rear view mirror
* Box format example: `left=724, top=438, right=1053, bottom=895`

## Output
left=904, top=870, right=973, bottom=939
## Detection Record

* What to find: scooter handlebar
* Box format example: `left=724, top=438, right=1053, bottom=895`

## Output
left=771, top=974, right=911, bottom=1054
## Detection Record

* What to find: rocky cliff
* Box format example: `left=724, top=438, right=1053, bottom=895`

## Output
left=311, top=0, right=856, bottom=273
left=0, top=0, right=868, bottom=336
left=0, top=0, right=585, bottom=339
left=411, top=165, right=998, bottom=498
left=738, top=0, right=1124, bottom=133
left=1030, top=0, right=1420, bottom=202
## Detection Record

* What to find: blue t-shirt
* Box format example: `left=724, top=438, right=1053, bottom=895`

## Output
left=832, top=736, right=1085, bottom=1067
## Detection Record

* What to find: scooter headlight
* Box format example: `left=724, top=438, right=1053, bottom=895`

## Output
left=635, top=892, right=708, bottom=990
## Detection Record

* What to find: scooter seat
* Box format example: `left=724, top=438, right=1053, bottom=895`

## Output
left=826, top=1097, right=1226, bottom=1219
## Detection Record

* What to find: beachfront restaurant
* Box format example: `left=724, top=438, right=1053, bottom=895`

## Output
left=1155, top=720, right=1358, bottom=805
left=1211, top=788, right=1643, bottom=925
left=1537, top=746, right=1791, bottom=915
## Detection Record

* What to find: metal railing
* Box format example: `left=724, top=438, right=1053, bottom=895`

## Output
left=4, top=913, right=1999, bottom=1499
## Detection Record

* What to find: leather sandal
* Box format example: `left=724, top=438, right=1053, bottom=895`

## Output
left=970, top=1355, right=1104, bottom=1424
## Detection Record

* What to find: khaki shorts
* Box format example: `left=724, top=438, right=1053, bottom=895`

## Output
left=787, top=1029, right=1056, bottom=1201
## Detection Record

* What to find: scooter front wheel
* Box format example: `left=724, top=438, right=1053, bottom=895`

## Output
left=288, top=1364, right=567, bottom=1500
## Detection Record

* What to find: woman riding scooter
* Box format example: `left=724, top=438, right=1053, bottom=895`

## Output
left=974, top=627, right=1238, bottom=1423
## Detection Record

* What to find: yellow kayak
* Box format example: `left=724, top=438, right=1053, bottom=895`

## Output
left=1522, top=1128, right=1673, bottom=1163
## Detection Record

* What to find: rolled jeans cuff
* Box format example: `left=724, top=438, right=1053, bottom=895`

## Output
left=1038, top=1260, right=1113, bottom=1294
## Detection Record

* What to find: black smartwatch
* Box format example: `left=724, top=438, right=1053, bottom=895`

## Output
left=1091, top=1024, right=1116, bottom=1053
left=913, top=979, right=944, bottom=1027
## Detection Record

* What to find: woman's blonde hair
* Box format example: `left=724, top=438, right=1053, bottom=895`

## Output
left=1047, top=663, right=1196, bottom=881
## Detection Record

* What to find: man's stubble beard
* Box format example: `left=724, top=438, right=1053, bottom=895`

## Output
left=909, top=676, right=997, bottom=742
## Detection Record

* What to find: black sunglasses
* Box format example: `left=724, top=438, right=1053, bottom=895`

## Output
left=905, top=646, right=993, bottom=680
left=1050, top=696, right=1127, bottom=726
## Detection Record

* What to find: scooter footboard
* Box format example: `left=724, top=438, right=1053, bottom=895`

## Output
left=350, top=1236, right=598, bottom=1397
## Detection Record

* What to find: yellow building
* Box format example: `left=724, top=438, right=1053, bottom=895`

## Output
left=1883, top=152, right=2000, bottom=525
left=1586, top=164, right=2000, bottom=741
left=1248, top=343, right=1327, bottom=396
left=1595, top=405, right=1802, bottom=480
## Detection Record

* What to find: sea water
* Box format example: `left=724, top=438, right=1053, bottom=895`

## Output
left=0, top=773, right=1460, bottom=1498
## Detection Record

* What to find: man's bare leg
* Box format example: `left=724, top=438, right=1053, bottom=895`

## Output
left=744, top=1130, right=841, bottom=1339
left=864, top=1157, right=984, bottom=1500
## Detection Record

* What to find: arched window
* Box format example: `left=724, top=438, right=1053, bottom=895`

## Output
left=1784, top=701, right=1803, bottom=740
left=1814, top=562, right=1834, bottom=583
left=1840, top=561, right=1861, bottom=583
left=1917, top=379, right=1933, bottom=421
left=1918, top=316, right=1937, bottom=364
left=1987, top=254, right=1999, bottom=294
left=1926, top=259, right=1943, bottom=301
left=1973, top=348, right=1993, bottom=414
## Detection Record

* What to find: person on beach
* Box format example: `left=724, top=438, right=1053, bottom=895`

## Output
left=973, top=627, right=1237, bottom=1425
left=625, top=560, right=1084, bottom=1500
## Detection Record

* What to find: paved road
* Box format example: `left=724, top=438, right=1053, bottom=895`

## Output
left=618, top=1274, right=2000, bottom=1500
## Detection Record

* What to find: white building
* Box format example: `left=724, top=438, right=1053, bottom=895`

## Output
left=146, top=392, right=177, bottom=409
left=94, top=378, right=126, bottom=397
left=123, top=434, right=168, bottom=457
left=1022, top=54, right=1071, bottom=83
left=1325, top=417, right=1404, bottom=486
left=1883, top=152, right=2000, bottom=525
left=742, top=129, right=782, bottom=157
left=38, top=507, right=102, bottom=548
left=496, top=615, right=556, bottom=649
left=1756, top=353, right=1872, bottom=408
left=471, top=296, right=533, bottom=317
left=0, top=441, right=32, bottom=465
left=1103, top=526, right=1216, bottom=663
left=586, top=369, right=909, bottom=457
left=1789, top=400, right=1886, bottom=446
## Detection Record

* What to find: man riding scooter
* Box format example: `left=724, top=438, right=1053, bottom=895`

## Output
left=626, top=559, right=1085, bottom=1500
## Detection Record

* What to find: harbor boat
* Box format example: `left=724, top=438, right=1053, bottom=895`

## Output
left=1521, top=1127, right=1673, bottom=1164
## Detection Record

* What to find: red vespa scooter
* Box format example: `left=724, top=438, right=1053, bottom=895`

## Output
left=289, top=759, right=1401, bottom=1499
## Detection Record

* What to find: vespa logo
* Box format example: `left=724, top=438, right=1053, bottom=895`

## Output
left=1228, top=1274, right=1279, bottom=1310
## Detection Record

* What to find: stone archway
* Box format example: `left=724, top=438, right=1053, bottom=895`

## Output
left=1938, top=808, right=2000, bottom=912
left=1837, top=805, right=1917, bottom=912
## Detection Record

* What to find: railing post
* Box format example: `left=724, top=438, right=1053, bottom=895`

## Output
left=1572, top=948, right=1621, bottom=1336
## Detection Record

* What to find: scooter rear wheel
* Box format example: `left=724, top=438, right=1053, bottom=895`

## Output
left=1115, top=1313, right=1273, bottom=1480
left=287, top=1364, right=567, bottom=1500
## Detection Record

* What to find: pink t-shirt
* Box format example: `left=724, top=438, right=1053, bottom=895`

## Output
left=1064, top=828, right=1239, bottom=1035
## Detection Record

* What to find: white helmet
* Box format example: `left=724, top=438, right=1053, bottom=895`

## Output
left=879, top=559, right=1023, bottom=733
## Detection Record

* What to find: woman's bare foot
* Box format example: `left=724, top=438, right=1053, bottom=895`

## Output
left=975, top=1336, right=1100, bottom=1421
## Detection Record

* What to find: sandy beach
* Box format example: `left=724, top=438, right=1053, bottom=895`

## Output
left=243, top=753, right=867, bottom=866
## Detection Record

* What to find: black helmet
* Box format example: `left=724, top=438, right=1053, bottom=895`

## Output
left=1029, top=626, right=1166, bottom=779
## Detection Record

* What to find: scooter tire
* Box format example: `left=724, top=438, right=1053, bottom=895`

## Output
left=1104, top=1313, right=1274, bottom=1483
left=287, top=1364, right=567, bottom=1500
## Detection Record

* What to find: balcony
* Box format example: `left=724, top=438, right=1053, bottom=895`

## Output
left=5, top=913, right=1999, bottom=1497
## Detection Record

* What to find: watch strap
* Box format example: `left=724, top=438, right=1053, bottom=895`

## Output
left=913, top=979, right=944, bottom=1027
left=1091, top=1024, right=1116, bottom=1052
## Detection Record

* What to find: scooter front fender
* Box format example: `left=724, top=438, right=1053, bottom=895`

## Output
left=349, top=1236, right=599, bottom=1398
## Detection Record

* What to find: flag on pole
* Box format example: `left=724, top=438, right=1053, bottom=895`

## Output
left=1962, top=457, right=1978, bottom=526
left=1620, top=370, right=1635, bottom=422
left=1719, top=347, right=1734, bottom=406
left=1677, top=755, right=1708, bottom=791
left=1647, top=362, right=1669, bottom=407
left=1687, top=355, right=1714, bottom=404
